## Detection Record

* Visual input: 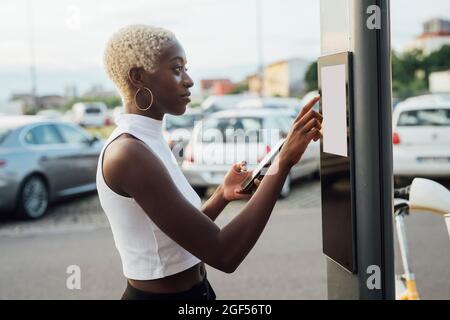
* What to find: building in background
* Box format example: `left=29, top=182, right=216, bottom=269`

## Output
left=200, top=79, right=235, bottom=97
left=37, top=95, right=66, bottom=109
left=248, top=58, right=309, bottom=98
left=0, top=100, right=25, bottom=115
left=8, top=93, right=66, bottom=112
left=429, top=69, right=450, bottom=93
left=404, top=18, right=450, bottom=54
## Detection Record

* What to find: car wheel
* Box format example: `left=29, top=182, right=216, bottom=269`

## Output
left=193, top=187, right=208, bottom=198
left=17, top=175, right=49, bottom=220
left=279, top=175, right=291, bottom=199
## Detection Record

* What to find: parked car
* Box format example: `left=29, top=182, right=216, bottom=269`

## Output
left=112, top=105, right=125, bottom=124
left=182, top=108, right=320, bottom=198
left=72, top=102, right=108, bottom=128
left=295, top=90, right=320, bottom=113
left=163, top=108, right=203, bottom=163
left=0, top=116, right=104, bottom=219
left=236, top=97, right=301, bottom=110
left=392, top=95, right=450, bottom=185
left=36, top=109, right=63, bottom=119
left=200, top=94, right=256, bottom=115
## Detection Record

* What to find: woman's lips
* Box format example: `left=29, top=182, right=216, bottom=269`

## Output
left=180, top=93, right=191, bottom=102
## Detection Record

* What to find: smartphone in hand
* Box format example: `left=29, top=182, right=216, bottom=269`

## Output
left=240, top=138, right=286, bottom=192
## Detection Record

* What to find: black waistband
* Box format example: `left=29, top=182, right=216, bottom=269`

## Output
left=121, top=275, right=216, bottom=300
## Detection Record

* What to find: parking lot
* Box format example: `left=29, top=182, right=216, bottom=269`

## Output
left=0, top=178, right=449, bottom=300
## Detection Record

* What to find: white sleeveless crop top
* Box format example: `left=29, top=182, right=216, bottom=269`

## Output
left=96, top=113, right=202, bottom=280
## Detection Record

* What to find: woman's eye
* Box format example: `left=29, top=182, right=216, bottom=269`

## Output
left=174, top=66, right=187, bottom=73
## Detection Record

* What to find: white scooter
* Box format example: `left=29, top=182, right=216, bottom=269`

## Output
left=394, top=178, right=450, bottom=300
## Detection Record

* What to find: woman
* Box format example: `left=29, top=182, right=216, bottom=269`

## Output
left=98, top=24, right=322, bottom=300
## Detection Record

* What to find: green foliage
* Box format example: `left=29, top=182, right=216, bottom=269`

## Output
left=303, top=45, right=450, bottom=100
left=230, top=81, right=249, bottom=94
left=392, top=45, right=450, bottom=99
left=304, top=62, right=318, bottom=92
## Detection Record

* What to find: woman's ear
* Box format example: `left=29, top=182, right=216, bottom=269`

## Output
left=128, top=67, right=145, bottom=88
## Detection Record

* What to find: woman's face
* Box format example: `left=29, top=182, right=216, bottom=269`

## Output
left=132, top=39, right=194, bottom=117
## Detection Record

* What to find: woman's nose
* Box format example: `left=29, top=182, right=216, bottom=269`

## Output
left=183, top=73, right=194, bottom=88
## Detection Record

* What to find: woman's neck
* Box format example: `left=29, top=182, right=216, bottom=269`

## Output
left=124, top=102, right=165, bottom=121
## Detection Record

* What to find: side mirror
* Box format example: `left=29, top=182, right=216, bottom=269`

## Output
left=409, top=178, right=450, bottom=216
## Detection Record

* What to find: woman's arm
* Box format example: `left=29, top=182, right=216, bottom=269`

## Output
left=201, top=184, right=229, bottom=221
left=103, top=96, right=322, bottom=274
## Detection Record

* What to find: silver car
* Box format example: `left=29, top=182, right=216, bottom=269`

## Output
left=0, top=116, right=103, bottom=219
left=182, top=108, right=320, bottom=198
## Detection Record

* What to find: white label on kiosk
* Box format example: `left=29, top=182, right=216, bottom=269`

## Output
left=321, top=64, right=348, bottom=157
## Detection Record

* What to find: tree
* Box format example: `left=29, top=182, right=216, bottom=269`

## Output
left=304, top=62, right=318, bottom=93
left=230, top=81, right=249, bottom=94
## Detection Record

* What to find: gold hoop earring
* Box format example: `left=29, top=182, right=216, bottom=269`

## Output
left=134, top=87, right=154, bottom=111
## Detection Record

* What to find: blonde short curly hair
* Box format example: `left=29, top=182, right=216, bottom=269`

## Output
left=103, top=24, right=176, bottom=106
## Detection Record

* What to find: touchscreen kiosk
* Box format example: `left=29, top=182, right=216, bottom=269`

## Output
left=318, top=52, right=356, bottom=274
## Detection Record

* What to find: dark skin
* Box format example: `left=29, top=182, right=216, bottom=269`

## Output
left=102, top=38, right=323, bottom=294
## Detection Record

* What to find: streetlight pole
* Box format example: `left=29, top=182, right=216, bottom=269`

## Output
left=256, top=0, right=264, bottom=97
left=27, top=0, right=37, bottom=111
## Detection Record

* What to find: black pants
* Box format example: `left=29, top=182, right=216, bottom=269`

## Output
left=121, top=276, right=216, bottom=300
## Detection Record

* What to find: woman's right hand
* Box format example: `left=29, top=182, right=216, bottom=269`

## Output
left=278, top=95, right=323, bottom=169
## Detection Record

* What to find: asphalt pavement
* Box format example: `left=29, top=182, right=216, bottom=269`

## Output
left=0, top=179, right=449, bottom=299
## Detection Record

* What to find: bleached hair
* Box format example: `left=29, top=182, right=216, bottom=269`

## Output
left=103, top=24, right=176, bottom=106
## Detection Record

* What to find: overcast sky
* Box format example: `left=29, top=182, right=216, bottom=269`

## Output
left=0, top=0, right=449, bottom=101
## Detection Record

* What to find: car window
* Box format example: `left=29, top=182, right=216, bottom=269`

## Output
left=24, top=125, right=63, bottom=145
left=166, top=114, right=202, bottom=131
left=56, top=124, right=89, bottom=144
left=85, top=107, right=101, bottom=114
left=199, top=117, right=262, bottom=143
left=398, top=108, right=450, bottom=127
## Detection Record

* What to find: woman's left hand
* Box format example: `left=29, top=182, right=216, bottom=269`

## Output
left=222, top=161, right=261, bottom=202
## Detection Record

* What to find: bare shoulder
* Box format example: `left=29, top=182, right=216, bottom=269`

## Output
left=102, top=133, right=161, bottom=196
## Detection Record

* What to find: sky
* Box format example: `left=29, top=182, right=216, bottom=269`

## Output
left=0, top=0, right=449, bottom=102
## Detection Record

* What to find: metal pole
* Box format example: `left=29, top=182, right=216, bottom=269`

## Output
left=256, top=0, right=264, bottom=97
left=352, top=0, right=395, bottom=299
left=27, top=0, right=37, bottom=110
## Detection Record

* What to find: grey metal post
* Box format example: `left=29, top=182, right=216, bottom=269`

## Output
left=352, top=0, right=395, bottom=299
left=323, top=0, right=395, bottom=299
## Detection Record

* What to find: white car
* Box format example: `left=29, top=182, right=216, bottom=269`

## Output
left=236, top=97, right=301, bottom=110
left=295, top=90, right=320, bottom=113
left=182, top=108, right=320, bottom=198
left=36, top=109, right=63, bottom=120
left=392, top=95, right=450, bottom=183
left=72, top=102, right=108, bottom=128
left=200, top=94, right=256, bottom=115
left=162, top=108, right=203, bottom=164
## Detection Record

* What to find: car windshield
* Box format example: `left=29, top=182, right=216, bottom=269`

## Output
left=166, top=114, right=202, bottom=131
left=199, top=117, right=262, bottom=143
left=398, top=108, right=450, bottom=127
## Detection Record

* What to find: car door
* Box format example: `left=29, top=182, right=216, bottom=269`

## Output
left=23, top=124, right=76, bottom=194
left=54, top=123, right=100, bottom=188
left=198, top=116, right=265, bottom=167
